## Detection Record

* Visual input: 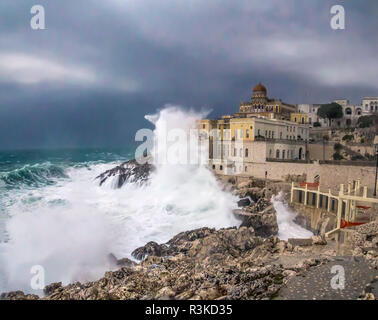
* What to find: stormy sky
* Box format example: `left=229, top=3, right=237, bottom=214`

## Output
left=0, top=0, right=377, bottom=149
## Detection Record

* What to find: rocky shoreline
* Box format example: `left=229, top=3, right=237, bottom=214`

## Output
left=2, top=222, right=377, bottom=300
left=2, top=161, right=377, bottom=300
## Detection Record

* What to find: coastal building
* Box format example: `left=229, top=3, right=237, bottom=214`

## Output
left=362, top=97, right=378, bottom=114
left=234, top=83, right=296, bottom=120
left=290, top=113, right=308, bottom=125
left=297, top=98, right=376, bottom=129
left=199, top=83, right=309, bottom=175
left=296, top=104, right=327, bottom=127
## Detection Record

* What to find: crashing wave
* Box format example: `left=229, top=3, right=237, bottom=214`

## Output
left=0, top=163, right=68, bottom=188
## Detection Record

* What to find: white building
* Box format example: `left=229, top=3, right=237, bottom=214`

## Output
left=297, top=97, right=376, bottom=129
left=362, top=97, right=378, bottom=114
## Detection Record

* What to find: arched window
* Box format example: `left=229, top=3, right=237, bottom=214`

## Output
left=245, top=148, right=248, bottom=157
left=282, top=150, right=285, bottom=159
left=345, top=108, right=352, bottom=115
left=276, top=150, right=280, bottom=158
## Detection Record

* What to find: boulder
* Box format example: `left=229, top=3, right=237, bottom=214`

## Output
left=311, top=235, right=327, bottom=245
left=237, top=198, right=251, bottom=207
left=234, top=200, right=279, bottom=238
left=132, top=241, right=169, bottom=260
left=96, top=159, right=153, bottom=188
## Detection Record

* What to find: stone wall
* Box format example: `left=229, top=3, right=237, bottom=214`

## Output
left=214, top=161, right=377, bottom=194
left=308, top=143, right=334, bottom=161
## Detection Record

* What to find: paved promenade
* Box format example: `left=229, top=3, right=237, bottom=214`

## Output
left=276, top=256, right=377, bottom=300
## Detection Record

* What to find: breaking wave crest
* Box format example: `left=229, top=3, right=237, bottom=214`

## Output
left=0, top=162, right=68, bottom=188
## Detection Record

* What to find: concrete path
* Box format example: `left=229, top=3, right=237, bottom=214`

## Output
left=276, top=256, right=377, bottom=300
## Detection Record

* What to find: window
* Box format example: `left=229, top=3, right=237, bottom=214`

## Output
left=245, top=166, right=247, bottom=172
left=345, top=108, right=352, bottom=115
left=257, top=129, right=260, bottom=136
left=220, top=165, right=223, bottom=171
left=282, top=150, right=285, bottom=159
left=246, top=129, right=249, bottom=138
left=280, top=132, right=282, bottom=139
left=202, top=124, right=206, bottom=129
left=245, top=148, right=248, bottom=157
left=276, top=150, right=280, bottom=158
left=212, top=165, right=215, bottom=169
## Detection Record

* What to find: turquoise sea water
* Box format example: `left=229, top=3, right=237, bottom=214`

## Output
left=0, top=148, right=135, bottom=293
left=0, top=148, right=133, bottom=187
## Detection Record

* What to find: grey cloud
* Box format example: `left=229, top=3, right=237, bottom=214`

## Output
left=0, top=0, right=377, bottom=149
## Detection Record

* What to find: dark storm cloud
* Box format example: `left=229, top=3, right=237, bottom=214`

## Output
left=0, top=0, right=377, bottom=149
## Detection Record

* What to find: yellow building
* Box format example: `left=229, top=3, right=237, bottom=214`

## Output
left=290, top=113, right=308, bottom=124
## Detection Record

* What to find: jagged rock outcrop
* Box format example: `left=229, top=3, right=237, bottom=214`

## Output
left=233, top=199, right=279, bottom=237
left=96, top=159, right=153, bottom=188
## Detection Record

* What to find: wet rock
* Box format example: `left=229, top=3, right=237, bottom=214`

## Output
left=312, top=235, right=327, bottom=245
left=0, top=291, right=39, bottom=300
left=132, top=241, right=169, bottom=260
left=234, top=200, right=278, bottom=237
left=237, top=198, right=251, bottom=207
left=96, top=159, right=153, bottom=188
left=44, top=282, right=62, bottom=296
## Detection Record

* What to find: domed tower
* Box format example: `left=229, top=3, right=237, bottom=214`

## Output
left=252, top=82, right=268, bottom=107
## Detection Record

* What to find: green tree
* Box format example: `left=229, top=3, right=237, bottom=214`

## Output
left=317, top=103, right=343, bottom=126
left=357, top=115, right=376, bottom=128
left=333, top=152, right=344, bottom=160
left=342, top=134, right=353, bottom=142
left=334, top=143, right=343, bottom=152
